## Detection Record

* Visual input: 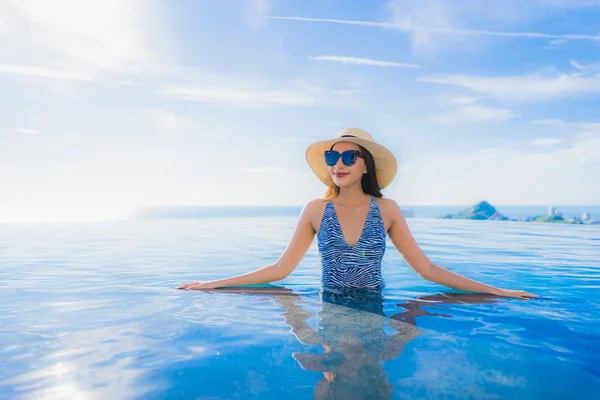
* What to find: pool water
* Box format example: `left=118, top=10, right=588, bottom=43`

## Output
left=1, top=216, right=599, bottom=399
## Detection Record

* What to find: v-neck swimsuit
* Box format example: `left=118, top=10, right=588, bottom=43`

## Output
left=317, top=196, right=387, bottom=289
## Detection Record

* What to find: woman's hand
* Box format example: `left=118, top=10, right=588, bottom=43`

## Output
left=494, top=288, right=538, bottom=299
left=176, top=282, right=217, bottom=290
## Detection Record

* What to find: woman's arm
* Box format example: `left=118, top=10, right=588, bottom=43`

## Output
left=177, top=200, right=318, bottom=290
left=386, top=200, right=537, bottom=299
left=272, top=294, right=323, bottom=346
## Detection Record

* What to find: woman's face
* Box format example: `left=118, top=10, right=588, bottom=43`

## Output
left=327, top=141, right=367, bottom=188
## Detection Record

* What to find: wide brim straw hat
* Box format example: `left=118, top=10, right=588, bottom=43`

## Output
left=305, top=128, right=398, bottom=189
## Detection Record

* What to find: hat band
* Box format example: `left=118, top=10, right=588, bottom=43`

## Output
left=340, top=134, right=356, bottom=138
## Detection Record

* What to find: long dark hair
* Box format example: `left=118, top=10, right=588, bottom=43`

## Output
left=324, top=144, right=383, bottom=200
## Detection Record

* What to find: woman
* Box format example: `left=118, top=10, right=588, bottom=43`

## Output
left=177, top=128, right=537, bottom=299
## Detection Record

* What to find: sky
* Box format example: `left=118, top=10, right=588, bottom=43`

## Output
left=1, top=0, right=599, bottom=222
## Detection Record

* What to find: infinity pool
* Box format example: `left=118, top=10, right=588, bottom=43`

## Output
left=1, top=217, right=598, bottom=399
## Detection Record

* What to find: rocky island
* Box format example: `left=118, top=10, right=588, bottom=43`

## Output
left=440, top=201, right=508, bottom=221
left=440, top=201, right=599, bottom=225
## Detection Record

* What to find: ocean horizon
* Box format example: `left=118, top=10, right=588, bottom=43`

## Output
left=132, top=204, right=600, bottom=222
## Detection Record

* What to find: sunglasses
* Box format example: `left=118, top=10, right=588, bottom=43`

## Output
left=324, top=150, right=364, bottom=167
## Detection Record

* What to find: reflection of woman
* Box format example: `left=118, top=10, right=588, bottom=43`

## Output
left=178, top=128, right=536, bottom=300
left=278, top=288, right=419, bottom=400
left=216, top=287, right=498, bottom=400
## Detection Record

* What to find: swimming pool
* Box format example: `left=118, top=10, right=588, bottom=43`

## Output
left=1, top=216, right=598, bottom=398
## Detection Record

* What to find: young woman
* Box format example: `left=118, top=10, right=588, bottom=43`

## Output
left=177, top=128, right=537, bottom=300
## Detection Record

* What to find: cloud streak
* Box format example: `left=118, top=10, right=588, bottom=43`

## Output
left=16, top=128, right=41, bottom=134
left=160, top=86, right=319, bottom=107
left=533, top=138, right=564, bottom=146
left=0, top=65, right=92, bottom=81
left=418, top=71, right=600, bottom=102
left=432, top=96, right=517, bottom=124
left=435, top=96, right=480, bottom=106
left=309, top=56, right=419, bottom=68
left=267, top=16, right=600, bottom=42
left=433, top=104, right=518, bottom=124
left=240, top=167, right=286, bottom=173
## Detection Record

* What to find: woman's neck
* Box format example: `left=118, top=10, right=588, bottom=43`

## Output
left=335, top=185, right=370, bottom=206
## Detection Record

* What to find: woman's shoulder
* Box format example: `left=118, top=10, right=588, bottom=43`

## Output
left=304, top=197, right=328, bottom=212
left=297, top=198, right=328, bottom=217
left=300, top=198, right=329, bottom=233
left=375, top=197, right=405, bottom=218
left=375, top=196, right=399, bottom=209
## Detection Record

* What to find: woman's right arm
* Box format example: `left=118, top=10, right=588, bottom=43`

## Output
left=176, top=200, right=319, bottom=290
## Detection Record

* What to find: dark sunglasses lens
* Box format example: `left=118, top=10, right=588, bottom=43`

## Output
left=324, top=151, right=340, bottom=166
left=341, top=151, right=358, bottom=166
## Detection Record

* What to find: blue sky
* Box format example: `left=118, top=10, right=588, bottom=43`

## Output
left=1, top=0, right=599, bottom=222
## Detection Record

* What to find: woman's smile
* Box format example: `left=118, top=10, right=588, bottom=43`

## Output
left=333, top=172, right=350, bottom=178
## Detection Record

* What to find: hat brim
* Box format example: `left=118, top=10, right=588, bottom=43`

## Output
left=305, top=137, right=398, bottom=189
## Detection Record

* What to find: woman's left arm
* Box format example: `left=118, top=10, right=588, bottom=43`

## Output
left=386, top=201, right=537, bottom=300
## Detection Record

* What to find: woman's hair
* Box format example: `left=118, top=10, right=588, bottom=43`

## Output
left=324, top=143, right=383, bottom=200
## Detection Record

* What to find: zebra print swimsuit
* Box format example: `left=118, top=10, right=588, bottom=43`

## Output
left=317, top=196, right=387, bottom=289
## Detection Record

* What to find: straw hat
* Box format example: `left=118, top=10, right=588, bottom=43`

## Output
left=305, top=128, right=398, bottom=189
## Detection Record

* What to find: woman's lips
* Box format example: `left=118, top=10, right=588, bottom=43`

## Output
left=333, top=172, right=349, bottom=178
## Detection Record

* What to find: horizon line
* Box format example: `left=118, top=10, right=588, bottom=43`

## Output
left=137, top=203, right=600, bottom=208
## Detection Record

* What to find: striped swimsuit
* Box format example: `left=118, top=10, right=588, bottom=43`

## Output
left=317, top=196, right=387, bottom=289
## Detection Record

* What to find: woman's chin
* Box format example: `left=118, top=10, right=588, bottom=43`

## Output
left=331, top=177, right=357, bottom=188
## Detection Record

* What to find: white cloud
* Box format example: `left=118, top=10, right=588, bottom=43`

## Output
left=240, top=167, right=286, bottom=172
left=570, top=60, right=600, bottom=72
left=152, top=110, right=195, bottom=133
left=435, top=96, right=480, bottom=106
left=532, top=138, right=564, bottom=146
left=16, top=128, right=40, bottom=134
left=0, top=65, right=92, bottom=80
left=385, top=0, right=461, bottom=49
left=531, top=119, right=600, bottom=131
left=433, top=104, right=518, bottom=124
left=254, top=0, right=270, bottom=16
left=579, top=122, right=600, bottom=131
left=0, top=0, right=169, bottom=74
left=531, top=119, right=566, bottom=126
left=418, top=71, right=600, bottom=102
left=161, top=85, right=324, bottom=107
left=247, top=0, right=271, bottom=28
left=267, top=16, right=600, bottom=42
left=570, top=60, right=586, bottom=70
left=116, top=80, right=140, bottom=86
left=144, top=108, right=221, bottom=140
left=548, top=39, right=568, bottom=45
left=309, top=56, right=419, bottom=68
left=432, top=97, right=517, bottom=124
left=393, top=130, right=600, bottom=204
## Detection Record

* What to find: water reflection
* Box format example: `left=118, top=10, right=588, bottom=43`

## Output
left=217, top=287, right=498, bottom=399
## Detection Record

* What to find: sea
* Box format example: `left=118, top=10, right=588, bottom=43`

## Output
left=0, top=205, right=599, bottom=399
left=135, top=205, right=600, bottom=222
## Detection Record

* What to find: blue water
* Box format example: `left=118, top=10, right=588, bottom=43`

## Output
left=1, top=215, right=599, bottom=399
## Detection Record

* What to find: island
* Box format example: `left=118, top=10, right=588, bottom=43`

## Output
left=440, top=201, right=508, bottom=221
left=439, top=201, right=599, bottom=225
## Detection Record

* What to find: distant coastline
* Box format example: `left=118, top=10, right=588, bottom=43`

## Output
left=132, top=203, right=600, bottom=223
left=437, top=201, right=599, bottom=225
